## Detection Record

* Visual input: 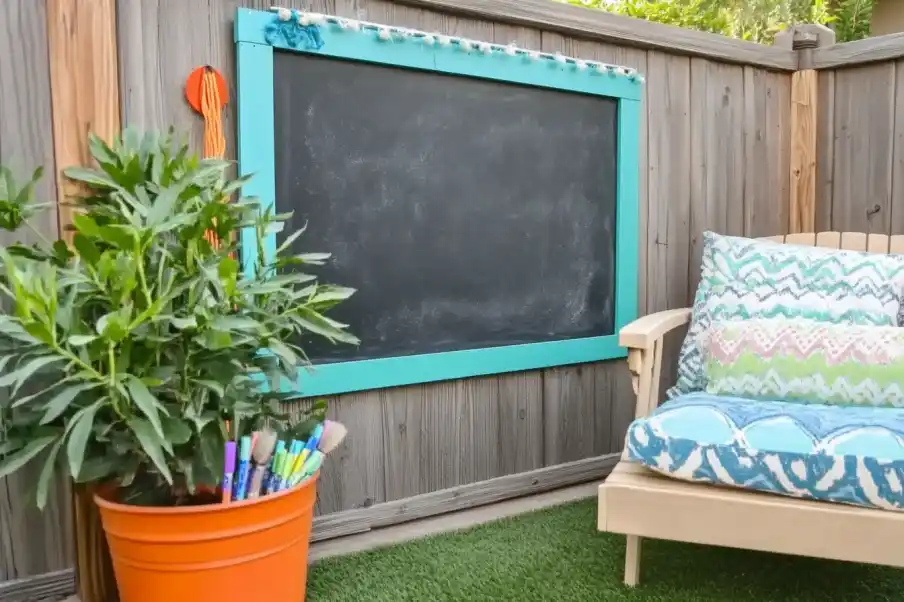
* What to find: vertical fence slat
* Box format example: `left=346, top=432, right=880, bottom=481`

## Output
left=0, top=0, right=69, bottom=585
left=789, top=70, right=818, bottom=233
left=892, top=60, right=904, bottom=235
left=832, top=64, right=896, bottom=234
left=816, top=69, right=836, bottom=231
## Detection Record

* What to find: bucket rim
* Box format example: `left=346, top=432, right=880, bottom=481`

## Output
left=93, top=471, right=319, bottom=515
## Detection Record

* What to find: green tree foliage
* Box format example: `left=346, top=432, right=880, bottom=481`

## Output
left=568, top=0, right=873, bottom=44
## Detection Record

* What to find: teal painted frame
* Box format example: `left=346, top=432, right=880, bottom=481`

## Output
left=235, top=8, right=641, bottom=397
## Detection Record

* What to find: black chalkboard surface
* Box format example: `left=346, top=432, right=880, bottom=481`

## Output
left=273, top=50, right=618, bottom=363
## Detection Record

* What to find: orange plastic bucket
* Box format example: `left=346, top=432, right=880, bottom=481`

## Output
left=95, top=474, right=317, bottom=602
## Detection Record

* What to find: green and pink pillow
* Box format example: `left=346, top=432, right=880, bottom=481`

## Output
left=702, top=318, right=904, bottom=408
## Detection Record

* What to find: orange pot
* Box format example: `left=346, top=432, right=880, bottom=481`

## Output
left=94, top=474, right=318, bottom=602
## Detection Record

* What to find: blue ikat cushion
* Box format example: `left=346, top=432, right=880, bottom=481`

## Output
left=625, top=392, right=904, bottom=512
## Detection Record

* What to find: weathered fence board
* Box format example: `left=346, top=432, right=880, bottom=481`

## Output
left=688, top=59, right=749, bottom=292
left=815, top=70, right=835, bottom=232
left=0, top=0, right=71, bottom=585
left=832, top=64, right=895, bottom=233
left=893, top=60, right=904, bottom=236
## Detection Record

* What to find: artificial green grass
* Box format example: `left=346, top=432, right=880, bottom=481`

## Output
left=307, top=499, right=904, bottom=601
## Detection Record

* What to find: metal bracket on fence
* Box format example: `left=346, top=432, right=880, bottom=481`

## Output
left=774, top=24, right=836, bottom=70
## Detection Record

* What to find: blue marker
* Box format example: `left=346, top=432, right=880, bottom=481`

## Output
left=233, top=436, right=252, bottom=501
left=293, top=425, right=323, bottom=477
left=277, top=440, right=302, bottom=492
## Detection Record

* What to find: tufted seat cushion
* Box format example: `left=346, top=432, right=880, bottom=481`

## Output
left=625, top=392, right=904, bottom=511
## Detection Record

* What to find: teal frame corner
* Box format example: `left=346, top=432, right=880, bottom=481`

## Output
left=235, top=8, right=641, bottom=397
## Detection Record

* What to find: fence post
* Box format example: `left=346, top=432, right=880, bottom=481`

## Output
left=45, top=1, right=122, bottom=601
left=775, top=24, right=835, bottom=234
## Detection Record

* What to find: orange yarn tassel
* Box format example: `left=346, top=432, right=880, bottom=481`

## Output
left=186, top=65, right=229, bottom=251
left=200, top=68, right=225, bottom=250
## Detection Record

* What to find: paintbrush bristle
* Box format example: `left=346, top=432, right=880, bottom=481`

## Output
left=251, top=428, right=278, bottom=464
left=318, top=420, right=348, bottom=455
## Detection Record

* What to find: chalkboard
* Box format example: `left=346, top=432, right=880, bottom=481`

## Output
left=272, top=50, right=618, bottom=363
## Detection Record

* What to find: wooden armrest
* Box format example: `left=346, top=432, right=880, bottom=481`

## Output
left=619, top=308, right=692, bottom=350
left=619, top=308, right=691, bottom=419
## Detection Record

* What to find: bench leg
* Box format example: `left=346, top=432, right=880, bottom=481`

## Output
left=624, top=535, right=642, bottom=586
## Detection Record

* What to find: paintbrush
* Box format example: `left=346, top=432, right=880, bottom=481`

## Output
left=246, top=428, right=278, bottom=499
left=318, top=420, right=348, bottom=455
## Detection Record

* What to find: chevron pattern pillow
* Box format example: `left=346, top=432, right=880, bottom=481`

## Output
left=703, top=319, right=904, bottom=407
left=667, top=232, right=904, bottom=399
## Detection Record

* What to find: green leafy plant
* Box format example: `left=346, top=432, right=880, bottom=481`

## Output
left=567, top=0, right=871, bottom=44
left=0, top=128, right=359, bottom=507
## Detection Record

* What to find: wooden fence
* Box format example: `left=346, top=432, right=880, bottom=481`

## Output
left=812, top=36, right=904, bottom=233
left=0, top=0, right=807, bottom=596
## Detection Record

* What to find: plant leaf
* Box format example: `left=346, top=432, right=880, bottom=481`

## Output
left=211, top=316, right=259, bottom=332
left=310, top=286, right=356, bottom=304
left=162, top=416, right=192, bottom=445
left=66, top=402, right=100, bottom=479
left=268, top=339, right=299, bottom=370
left=0, top=435, right=56, bottom=480
left=168, top=316, right=197, bottom=330
left=11, top=379, right=69, bottom=408
left=124, top=377, right=168, bottom=441
left=36, top=437, right=63, bottom=509
left=73, top=233, right=101, bottom=266
left=63, top=167, right=120, bottom=190
left=75, top=456, right=117, bottom=484
left=96, top=310, right=130, bottom=342
left=127, top=418, right=173, bottom=484
left=0, top=355, right=63, bottom=391
left=68, top=334, right=98, bottom=347
left=294, top=308, right=360, bottom=344
left=147, top=180, right=190, bottom=227
left=71, top=213, right=103, bottom=238
left=193, top=379, right=225, bottom=398
left=41, top=383, right=98, bottom=425
left=98, top=225, right=138, bottom=250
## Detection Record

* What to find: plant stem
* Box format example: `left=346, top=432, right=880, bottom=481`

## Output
left=107, top=344, right=116, bottom=388
left=54, top=341, right=125, bottom=418
left=55, top=345, right=104, bottom=382
left=135, top=242, right=154, bottom=309
left=106, top=343, right=124, bottom=419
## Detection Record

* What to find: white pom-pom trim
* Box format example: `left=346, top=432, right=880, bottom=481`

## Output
left=268, top=8, right=639, bottom=81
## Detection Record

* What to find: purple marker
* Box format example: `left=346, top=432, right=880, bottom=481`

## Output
left=222, top=441, right=237, bottom=503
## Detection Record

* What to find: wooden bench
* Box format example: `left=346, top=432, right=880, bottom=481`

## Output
left=598, top=231, right=904, bottom=586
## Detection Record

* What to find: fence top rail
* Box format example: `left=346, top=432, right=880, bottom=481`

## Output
left=394, top=0, right=798, bottom=71
left=810, top=33, right=904, bottom=70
